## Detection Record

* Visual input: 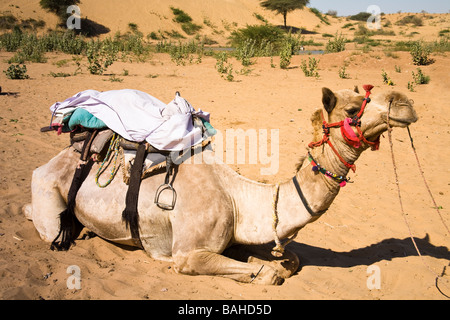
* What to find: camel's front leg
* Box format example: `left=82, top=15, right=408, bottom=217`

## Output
left=172, top=249, right=284, bottom=285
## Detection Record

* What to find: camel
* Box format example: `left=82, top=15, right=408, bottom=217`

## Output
left=23, top=86, right=418, bottom=285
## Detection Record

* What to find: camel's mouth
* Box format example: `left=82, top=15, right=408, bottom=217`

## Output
left=386, top=101, right=418, bottom=128
left=388, top=116, right=418, bottom=127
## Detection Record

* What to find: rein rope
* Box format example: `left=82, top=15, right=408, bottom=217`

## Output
left=387, top=101, right=449, bottom=299
left=271, top=183, right=299, bottom=257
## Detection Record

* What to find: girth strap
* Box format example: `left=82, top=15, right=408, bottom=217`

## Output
left=121, top=142, right=148, bottom=248
left=51, top=130, right=98, bottom=251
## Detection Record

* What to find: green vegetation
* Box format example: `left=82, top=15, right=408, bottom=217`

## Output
left=156, top=39, right=205, bottom=66
left=215, top=52, right=234, bottom=81
left=411, top=68, right=430, bottom=84
left=170, top=7, right=202, bottom=35
left=396, top=15, right=423, bottom=27
left=348, top=12, right=371, bottom=22
left=410, top=40, right=433, bottom=65
left=300, top=57, right=320, bottom=78
left=325, top=32, right=346, bottom=53
left=4, top=64, right=29, bottom=79
left=338, top=65, right=350, bottom=79
left=310, top=8, right=330, bottom=25
left=381, top=69, right=394, bottom=86
left=259, top=0, right=310, bottom=28
left=279, top=40, right=292, bottom=69
left=40, top=0, right=81, bottom=24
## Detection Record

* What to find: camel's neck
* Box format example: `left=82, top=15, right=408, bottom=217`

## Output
left=295, top=136, right=364, bottom=213
left=266, top=139, right=364, bottom=242
left=219, top=137, right=365, bottom=245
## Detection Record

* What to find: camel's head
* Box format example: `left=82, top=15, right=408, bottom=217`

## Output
left=312, top=86, right=418, bottom=150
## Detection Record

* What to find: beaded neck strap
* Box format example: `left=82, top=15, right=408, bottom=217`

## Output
left=307, top=152, right=352, bottom=187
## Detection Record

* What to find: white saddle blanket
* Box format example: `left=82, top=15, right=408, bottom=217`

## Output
left=50, top=89, right=210, bottom=151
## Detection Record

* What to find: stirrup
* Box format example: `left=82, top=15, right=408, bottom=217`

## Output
left=154, top=183, right=177, bottom=210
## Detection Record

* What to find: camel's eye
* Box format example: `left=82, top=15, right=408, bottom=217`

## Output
left=345, top=106, right=360, bottom=117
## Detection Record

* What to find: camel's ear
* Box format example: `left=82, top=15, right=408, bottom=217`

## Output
left=322, top=87, right=336, bottom=113
left=354, top=85, right=359, bottom=94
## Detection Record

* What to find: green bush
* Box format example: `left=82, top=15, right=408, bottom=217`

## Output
left=410, top=40, right=433, bottom=65
left=412, top=68, right=430, bottom=84
left=381, top=69, right=394, bottom=86
left=170, top=7, right=192, bottom=23
left=325, top=32, right=346, bottom=53
left=181, top=22, right=202, bottom=35
left=4, top=64, right=29, bottom=79
left=86, top=40, right=118, bottom=75
left=229, top=24, right=284, bottom=50
left=279, top=40, right=292, bottom=69
left=396, top=15, right=423, bottom=26
left=349, top=12, right=371, bottom=21
left=301, top=57, right=320, bottom=78
left=170, top=7, right=201, bottom=35
left=338, top=65, right=350, bottom=79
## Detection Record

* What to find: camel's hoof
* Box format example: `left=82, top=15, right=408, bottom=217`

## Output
left=251, top=265, right=284, bottom=285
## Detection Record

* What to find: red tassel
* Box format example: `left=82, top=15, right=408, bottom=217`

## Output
left=363, top=84, right=374, bottom=93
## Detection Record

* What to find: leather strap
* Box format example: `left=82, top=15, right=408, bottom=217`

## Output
left=292, top=176, right=328, bottom=217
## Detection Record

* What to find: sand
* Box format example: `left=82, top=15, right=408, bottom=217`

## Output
left=0, top=0, right=449, bottom=300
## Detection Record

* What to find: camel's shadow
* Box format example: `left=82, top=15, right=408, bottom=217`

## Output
left=224, top=234, right=449, bottom=274
left=287, top=234, right=449, bottom=269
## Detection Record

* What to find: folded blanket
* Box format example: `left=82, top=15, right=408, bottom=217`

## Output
left=50, top=89, right=211, bottom=151
left=68, top=108, right=107, bottom=131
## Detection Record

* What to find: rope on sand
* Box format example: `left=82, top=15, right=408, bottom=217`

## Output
left=386, top=101, right=449, bottom=299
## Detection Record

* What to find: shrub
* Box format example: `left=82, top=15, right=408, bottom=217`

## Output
left=8, top=33, right=47, bottom=63
left=338, top=65, right=350, bottom=79
left=301, top=57, right=320, bottom=78
left=170, top=7, right=201, bottom=35
left=279, top=40, right=292, bottom=69
left=0, top=13, right=18, bottom=30
left=396, top=15, right=423, bottom=26
left=349, top=12, right=371, bottom=21
left=170, top=7, right=192, bottom=23
left=39, top=0, right=81, bottom=24
left=4, top=64, right=29, bottom=79
left=325, top=32, right=346, bottom=53
left=412, top=68, right=430, bottom=84
left=181, top=22, right=202, bottom=35
left=381, top=69, right=394, bottom=86
left=410, top=40, right=433, bottom=65
left=310, top=8, right=330, bottom=25
left=215, top=52, right=234, bottom=81
left=229, top=24, right=284, bottom=50
left=86, top=40, right=118, bottom=75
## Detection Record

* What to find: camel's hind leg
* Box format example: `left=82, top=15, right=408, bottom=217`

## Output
left=24, top=167, right=68, bottom=242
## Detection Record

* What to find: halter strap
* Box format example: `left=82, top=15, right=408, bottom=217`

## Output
left=308, top=84, right=379, bottom=173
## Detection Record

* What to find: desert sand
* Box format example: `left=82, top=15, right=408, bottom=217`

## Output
left=0, top=0, right=449, bottom=300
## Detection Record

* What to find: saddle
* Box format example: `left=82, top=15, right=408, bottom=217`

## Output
left=44, top=109, right=215, bottom=251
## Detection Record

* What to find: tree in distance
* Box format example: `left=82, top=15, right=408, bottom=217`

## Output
left=260, top=0, right=310, bottom=28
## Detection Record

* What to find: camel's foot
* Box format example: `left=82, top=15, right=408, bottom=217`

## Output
left=224, top=244, right=300, bottom=279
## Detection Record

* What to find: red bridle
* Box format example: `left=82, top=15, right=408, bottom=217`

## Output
left=308, top=85, right=380, bottom=173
